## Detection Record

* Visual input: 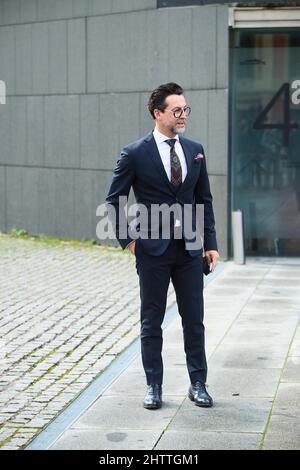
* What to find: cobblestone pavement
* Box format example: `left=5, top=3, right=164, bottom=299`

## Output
left=0, top=233, right=176, bottom=449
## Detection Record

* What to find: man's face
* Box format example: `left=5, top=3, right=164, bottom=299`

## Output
left=154, top=94, right=189, bottom=137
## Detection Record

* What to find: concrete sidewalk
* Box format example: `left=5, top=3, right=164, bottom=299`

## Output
left=48, top=257, right=300, bottom=450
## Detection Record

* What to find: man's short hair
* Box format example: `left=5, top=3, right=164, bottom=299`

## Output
left=148, top=82, right=184, bottom=119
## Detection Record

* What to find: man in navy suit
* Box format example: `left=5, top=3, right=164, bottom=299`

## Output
left=106, top=83, right=219, bottom=409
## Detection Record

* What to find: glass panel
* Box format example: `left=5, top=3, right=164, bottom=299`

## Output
left=230, top=29, right=300, bottom=256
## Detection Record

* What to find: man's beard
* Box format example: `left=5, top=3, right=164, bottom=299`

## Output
left=171, top=124, right=186, bottom=134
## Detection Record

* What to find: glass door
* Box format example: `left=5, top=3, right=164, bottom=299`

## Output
left=230, top=29, right=300, bottom=256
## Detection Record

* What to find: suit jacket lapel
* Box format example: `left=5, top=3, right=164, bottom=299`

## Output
left=178, top=136, right=192, bottom=191
left=179, top=136, right=192, bottom=174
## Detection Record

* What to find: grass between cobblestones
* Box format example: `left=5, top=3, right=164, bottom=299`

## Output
left=0, top=230, right=177, bottom=449
left=6, top=228, right=125, bottom=251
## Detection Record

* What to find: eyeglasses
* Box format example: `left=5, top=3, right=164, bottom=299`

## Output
left=170, top=106, right=191, bottom=118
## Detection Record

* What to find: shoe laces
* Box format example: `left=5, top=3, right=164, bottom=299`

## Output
left=193, top=381, right=207, bottom=392
left=148, top=384, right=161, bottom=394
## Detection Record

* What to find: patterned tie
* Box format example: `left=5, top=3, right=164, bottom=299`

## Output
left=165, top=139, right=182, bottom=186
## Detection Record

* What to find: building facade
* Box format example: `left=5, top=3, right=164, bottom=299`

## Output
left=0, top=0, right=300, bottom=258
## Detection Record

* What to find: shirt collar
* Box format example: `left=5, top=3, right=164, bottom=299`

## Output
left=153, top=127, right=179, bottom=145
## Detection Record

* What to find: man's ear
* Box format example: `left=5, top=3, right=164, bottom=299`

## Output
left=153, top=108, right=161, bottom=120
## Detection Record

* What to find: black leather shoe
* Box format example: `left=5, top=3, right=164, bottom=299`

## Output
left=188, top=381, right=213, bottom=407
left=143, top=384, right=162, bottom=409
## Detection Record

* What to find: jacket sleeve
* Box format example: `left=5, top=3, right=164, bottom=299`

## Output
left=194, top=149, right=218, bottom=252
left=106, top=149, right=135, bottom=249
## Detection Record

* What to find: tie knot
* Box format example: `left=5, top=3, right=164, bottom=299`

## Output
left=165, top=139, right=176, bottom=149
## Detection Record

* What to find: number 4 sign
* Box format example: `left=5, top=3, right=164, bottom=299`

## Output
left=253, top=82, right=299, bottom=146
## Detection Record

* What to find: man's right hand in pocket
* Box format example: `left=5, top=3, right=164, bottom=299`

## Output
left=127, top=240, right=136, bottom=255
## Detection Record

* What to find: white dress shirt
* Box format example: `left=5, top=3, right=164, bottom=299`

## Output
left=153, top=127, right=187, bottom=228
left=153, top=127, right=187, bottom=183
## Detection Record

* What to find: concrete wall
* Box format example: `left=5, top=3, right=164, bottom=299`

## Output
left=0, top=0, right=229, bottom=257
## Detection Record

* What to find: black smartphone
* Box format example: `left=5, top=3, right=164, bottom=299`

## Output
left=203, top=257, right=211, bottom=276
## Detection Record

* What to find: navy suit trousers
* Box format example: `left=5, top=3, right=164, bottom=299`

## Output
left=135, top=237, right=207, bottom=386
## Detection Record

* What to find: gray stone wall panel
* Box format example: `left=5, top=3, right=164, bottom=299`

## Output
left=27, top=96, right=44, bottom=167
left=5, top=166, right=40, bottom=235
left=0, top=26, right=15, bottom=95
left=31, top=22, right=49, bottom=94
left=44, top=95, right=80, bottom=168
left=48, top=21, right=67, bottom=93
left=67, top=18, right=86, bottom=93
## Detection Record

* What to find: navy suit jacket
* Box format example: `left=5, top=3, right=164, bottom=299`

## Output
left=106, top=131, right=218, bottom=257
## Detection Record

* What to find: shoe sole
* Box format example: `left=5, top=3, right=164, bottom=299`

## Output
left=143, top=403, right=162, bottom=410
left=188, top=392, right=213, bottom=408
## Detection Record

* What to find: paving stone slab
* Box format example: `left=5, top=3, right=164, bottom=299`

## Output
left=70, top=396, right=184, bottom=430
left=168, top=397, right=272, bottom=433
left=103, top=367, right=189, bottom=398
left=262, top=432, right=300, bottom=450
left=154, top=430, right=262, bottom=450
left=281, top=357, right=300, bottom=383
left=272, top=383, right=300, bottom=409
left=207, top=368, right=281, bottom=398
left=264, top=409, right=300, bottom=435
left=51, top=429, right=161, bottom=450
left=209, top=343, right=287, bottom=369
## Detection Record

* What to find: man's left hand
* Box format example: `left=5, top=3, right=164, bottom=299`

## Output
left=205, top=250, right=220, bottom=272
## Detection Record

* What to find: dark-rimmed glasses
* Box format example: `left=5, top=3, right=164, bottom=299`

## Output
left=171, top=106, right=191, bottom=118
